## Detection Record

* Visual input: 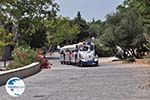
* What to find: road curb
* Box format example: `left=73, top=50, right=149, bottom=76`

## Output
left=0, top=62, right=41, bottom=86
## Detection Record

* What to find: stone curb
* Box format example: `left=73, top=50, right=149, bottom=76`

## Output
left=0, top=62, right=41, bottom=86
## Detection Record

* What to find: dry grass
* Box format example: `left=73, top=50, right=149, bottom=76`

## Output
left=133, top=59, right=150, bottom=65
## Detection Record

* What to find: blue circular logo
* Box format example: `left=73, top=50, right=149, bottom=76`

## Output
left=5, top=77, right=25, bottom=97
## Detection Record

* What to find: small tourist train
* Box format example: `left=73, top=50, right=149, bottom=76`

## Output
left=59, top=41, right=98, bottom=67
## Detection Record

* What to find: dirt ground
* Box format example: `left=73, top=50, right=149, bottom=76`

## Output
left=103, top=57, right=150, bottom=66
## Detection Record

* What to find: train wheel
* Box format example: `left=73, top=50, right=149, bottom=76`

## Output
left=95, top=61, right=99, bottom=66
left=79, top=62, right=84, bottom=67
left=63, top=61, right=66, bottom=65
left=61, top=61, right=63, bottom=64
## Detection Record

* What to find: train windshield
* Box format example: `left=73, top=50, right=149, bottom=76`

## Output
left=79, top=46, right=89, bottom=51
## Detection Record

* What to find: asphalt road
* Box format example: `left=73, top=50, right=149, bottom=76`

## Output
left=0, top=53, right=150, bottom=100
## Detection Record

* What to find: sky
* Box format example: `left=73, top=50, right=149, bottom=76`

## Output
left=55, top=0, right=125, bottom=22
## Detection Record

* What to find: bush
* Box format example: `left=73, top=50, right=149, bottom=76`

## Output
left=124, top=56, right=136, bottom=63
left=143, top=53, right=150, bottom=64
left=7, top=47, right=37, bottom=69
left=7, top=47, right=51, bottom=69
left=34, top=49, right=51, bottom=69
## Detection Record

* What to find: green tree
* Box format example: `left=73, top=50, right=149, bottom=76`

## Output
left=116, top=0, right=150, bottom=56
left=88, top=19, right=104, bottom=38
left=73, top=11, right=89, bottom=41
left=0, top=28, right=14, bottom=47
left=0, top=0, right=59, bottom=48
left=117, top=0, right=150, bottom=34
left=97, top=8, right=145, bottom=58
left=45, top=17, right=79, bottom=49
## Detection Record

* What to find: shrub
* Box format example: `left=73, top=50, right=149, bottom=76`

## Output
left=7, top=47, right=51, bottom=69
left=7, top=46, right=37, bottom=69
left=124, top=56, right=136, bottom=63
left=143, top=54, right=150, bottom=64
left=34, top=49, right=51, bottom=69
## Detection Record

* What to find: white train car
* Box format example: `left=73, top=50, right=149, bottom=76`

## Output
left=59, top=41, right=98, bottom=66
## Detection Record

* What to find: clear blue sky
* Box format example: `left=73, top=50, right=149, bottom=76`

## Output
left=55, top=0, right=124, bottom=22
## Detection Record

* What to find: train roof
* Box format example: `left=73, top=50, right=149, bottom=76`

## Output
left=60, top=41, right=94, bottom=50
left=60, top=44, right=77, bottom=50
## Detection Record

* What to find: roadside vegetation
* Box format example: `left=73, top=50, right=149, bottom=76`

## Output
left=0, top=0, right=150, bottom=69
left=7, top=47, right=50, bottom=69
left=92, top=0, right=150, bottom=63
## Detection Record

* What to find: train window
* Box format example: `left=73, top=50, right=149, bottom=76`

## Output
left=90, top=45, right=94, bottom=51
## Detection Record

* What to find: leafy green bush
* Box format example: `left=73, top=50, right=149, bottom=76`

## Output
left=7, top=46, right=37, bottom=69
left=124, top=57, right=136, bottom=63
left=7, top=47, right=51, bottom=69
left=143, top=54, right=150, bottom=64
